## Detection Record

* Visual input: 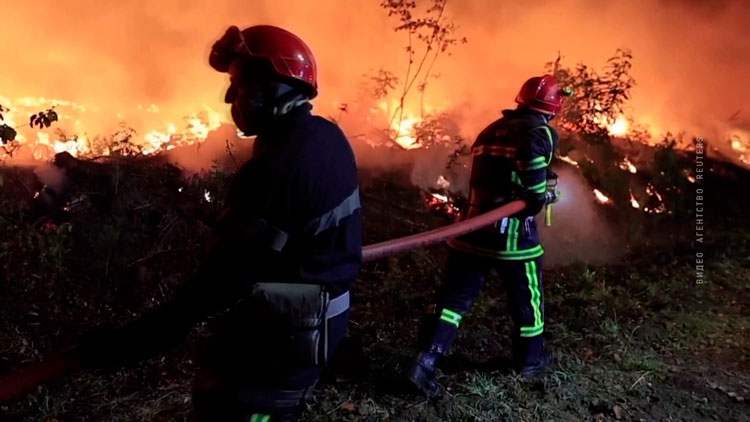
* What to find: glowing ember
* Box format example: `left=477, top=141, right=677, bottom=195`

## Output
left=558, top=155, right=579, bottom=166
left=619, top=157, right=637, bottom=173
left=431, top=193, right=448, bottom=202
left=424, top=190, right=460, bottom=217
left=629, top=191, right=640, bottom=209
left=648, top=204, right=667, bottom=214
left=646, top=183, right=663, bottom=201
left=593, top=189, right=611, bottom=204
left=203, top=190, right=212, bottom=203
left=687, top=175, right=696, bottom=183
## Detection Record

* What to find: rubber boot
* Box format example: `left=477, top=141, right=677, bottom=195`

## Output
left=513, top=335, right=551, bottom=378
left=407, top=351, right=445, bottom=399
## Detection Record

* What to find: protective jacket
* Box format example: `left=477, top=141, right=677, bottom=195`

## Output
left=447, top=108, right=557, bottom=261
left=80, top=103, right=362, bottom=368
left=216, top=102, right=362, bottom=296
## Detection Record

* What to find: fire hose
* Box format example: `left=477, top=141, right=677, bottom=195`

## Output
left=362, top=200, right=526, bottom=262
left=0, top=200, right=525, bottom=404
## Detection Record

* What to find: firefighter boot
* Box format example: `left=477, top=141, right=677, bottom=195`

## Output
left=513, top=335, right=551, bottom=378
left=407, top=350, right=445, bottom=399
left=407, top=311, right=460, bottom=399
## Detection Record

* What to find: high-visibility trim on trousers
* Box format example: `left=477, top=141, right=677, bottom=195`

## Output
left=440, top=308, right=462, bottom=327
left=520, top=260, right=543, bottom=337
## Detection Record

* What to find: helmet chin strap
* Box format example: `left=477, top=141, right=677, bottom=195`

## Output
left=273, top=93, right=309, bottom=116
left=233, top=81, right=310, bottom=136
left=269, top=82, right=310, bottom=116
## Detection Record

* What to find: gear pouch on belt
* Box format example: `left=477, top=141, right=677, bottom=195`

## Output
left=249, top=283, right=329, bottom=368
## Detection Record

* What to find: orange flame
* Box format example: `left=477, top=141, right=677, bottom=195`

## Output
left=0, top=96, right=225, bottom=162
left=391, top=114, right=422, bottom=150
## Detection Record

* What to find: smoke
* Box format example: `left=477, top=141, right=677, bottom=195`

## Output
left=33, top=162, right=66, bottom=193
left=538, top=165, right=626, bottom=268
left=446, top=0, right=750, bottom=143
left=0, top=0, right=747, bottom=166
left=0, top=0, right=741, bottom=266
left=165, top=123, right=252, bottom=173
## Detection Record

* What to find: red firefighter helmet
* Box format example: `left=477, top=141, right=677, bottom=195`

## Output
left=209, top=25, right=318, bottom=98
left=514, top=75, right=570, bottom=115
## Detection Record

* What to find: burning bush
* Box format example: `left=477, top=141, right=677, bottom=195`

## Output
left=547, top=49, right=636, bottom=146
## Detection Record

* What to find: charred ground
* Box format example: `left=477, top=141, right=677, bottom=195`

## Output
left=0, top=152, right=747, bottom=422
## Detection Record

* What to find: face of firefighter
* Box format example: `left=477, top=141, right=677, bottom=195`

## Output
left=226, top=58, right=278, bottom=136
left=225, top=59, right=309, bottom=136
left=227, top=82, right=267, bottom=136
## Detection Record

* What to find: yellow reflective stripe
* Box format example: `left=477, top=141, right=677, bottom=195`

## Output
left=519, top=156, right=546, bottom=166
left=250, top=415, right=272, bottom=422
left=521, top=260, right=543, bottom=337
left=447, top=239, right=544, bottom=260
left=518, top=156, right=548, bottom=171
left=511, top=171, right=522, bottom=185
left=520, top=325, right=544, bottom=337
left=506, top=218, right=519, bottom=251
left=440, top=308, right=462, bottom=327
left=531, top=125, right=555, bottom=165
left=497, top=245, right=544, bottom=259
left=525, top=161, right=548, bottom=171
left=529, top=180, right=547, bottom=193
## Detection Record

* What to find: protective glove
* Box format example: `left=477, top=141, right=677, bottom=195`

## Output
left=544, top=188, right=562, bottom=205
left=513, top=191, right=546, bottom=217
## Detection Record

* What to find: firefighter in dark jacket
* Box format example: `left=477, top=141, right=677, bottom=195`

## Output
left=77, top=25, right=362, bottom=421
left=407, top=75, right=568, bottom=399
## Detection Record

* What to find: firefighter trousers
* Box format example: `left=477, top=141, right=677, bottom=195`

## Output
left=192, top=298, right=350, bottom=421
left=419, top=249, right=545, bottom=364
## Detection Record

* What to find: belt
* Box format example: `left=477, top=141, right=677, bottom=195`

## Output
left=326, top=291, right=349, bottom=319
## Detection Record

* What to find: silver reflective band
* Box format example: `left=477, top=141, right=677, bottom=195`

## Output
left=305, top=188, right=361, bottom=235
left=499, top=217, right=509, bottom=234
left=326, top=291, right=350, bottom=319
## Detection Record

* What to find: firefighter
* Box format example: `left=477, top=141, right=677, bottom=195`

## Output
left=60, top=25, right=361, bottom=421
left=407, top=75, right=567, bottom=399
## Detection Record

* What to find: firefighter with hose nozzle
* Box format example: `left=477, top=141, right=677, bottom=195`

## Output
left=407, top=75, right=570, bottom=399
left=0, top=25, right=362, bottom=422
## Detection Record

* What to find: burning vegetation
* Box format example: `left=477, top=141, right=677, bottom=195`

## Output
left=1, top=0, right=749, bottom=421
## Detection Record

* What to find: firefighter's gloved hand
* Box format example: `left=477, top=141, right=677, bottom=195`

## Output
left=544, top=189, right=562, bottom=205
left=515, top=192, right=546, bottom=217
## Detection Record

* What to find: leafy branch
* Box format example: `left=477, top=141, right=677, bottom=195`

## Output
left=545, top=49, right=635, bottom=144
left=1, top=105, right=60, bottom=159
left=379, top=0, right=467, bottom=147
